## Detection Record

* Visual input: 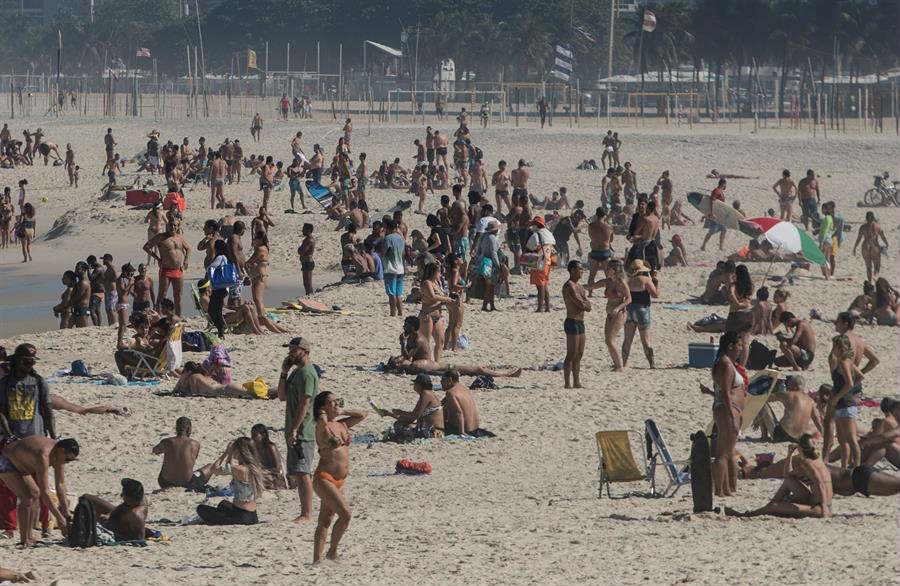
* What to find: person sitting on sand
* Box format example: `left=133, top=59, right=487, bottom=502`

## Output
left=771, top=289, right=790, bottom=330
left=668, top=200, right=694, bottom=227
left=727, top=434, right=832, bottom=518
left=698, top=261, right=733, bottom=304
left=757, top=375, right=822, bottom=442
left=857, top=398, right=900, bottom=467
left=847, top=281, right=875, bottom=320
left=441, top=368, right=493, bottom=437
left=774, top=312, right=816, bottom=370
left=173, top=362, right=273, bottom=399
left=196, top=278, right=287, bottom=334
left=194, top=437, right=264, bottom=525
left=250, top=424, right=287, bottom=490
left=383, top=374, right=444, bottom=439
left=389, top=317, right=522, bottom=378
left=82, top=478, right=149, bottom=541
left=663, top=234, right=687, bottom=267
left=751, top=286, right=773, bottom=335
left=152, top=416, right=200, bottom=489
left=873, top=277, right=899, bottom=326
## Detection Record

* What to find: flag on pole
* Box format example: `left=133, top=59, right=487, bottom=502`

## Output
left=642, top=10, right=657, bottom=32
left=136, top=47, right=151, bottom=58
left=247, top=48, right=258, bottom=70
left=550, top=42, right=573, bottom=82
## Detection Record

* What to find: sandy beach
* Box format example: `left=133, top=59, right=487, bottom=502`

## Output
left=0, top=113, right=897, bottom=585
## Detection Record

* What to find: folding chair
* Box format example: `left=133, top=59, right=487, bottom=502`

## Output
left=126, top=323, right=183, bottom=379
left=191, top=282, right=236, bottom=334
left=595, top=430, right=648, bottom=498
left=644, top=419, right=691, bottom=497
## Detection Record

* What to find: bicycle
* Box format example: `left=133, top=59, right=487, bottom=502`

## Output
left=863, top=172, right=900, bottom=206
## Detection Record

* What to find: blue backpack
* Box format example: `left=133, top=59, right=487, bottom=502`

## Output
left=210, top=261, right=240, bottom=290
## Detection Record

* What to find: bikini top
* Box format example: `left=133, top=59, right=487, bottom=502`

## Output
left=714, top=359, right=748, bottom=393
left=605, top=284, right=623, bottom=301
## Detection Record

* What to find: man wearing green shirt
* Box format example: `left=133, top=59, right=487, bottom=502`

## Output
left=277, top=337, right=319, bottom=523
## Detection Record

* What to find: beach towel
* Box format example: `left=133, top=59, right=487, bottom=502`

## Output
left=661, top=304, right=707, bottom=311
left=395, top=460, right=432, bottom=475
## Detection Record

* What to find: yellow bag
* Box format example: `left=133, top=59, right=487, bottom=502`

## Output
left=242, top=378, right=269, bottom=400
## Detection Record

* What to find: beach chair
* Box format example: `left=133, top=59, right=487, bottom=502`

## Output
left=191, top=282, right=236, bottom=334
left=126, top=322, right=183, bottom=379
left=595, top=430, right=648, bottom=498
left=644, top=419, right=691, bottom=497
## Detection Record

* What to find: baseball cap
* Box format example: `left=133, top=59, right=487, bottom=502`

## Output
left=283, top=337, right=311, bottom=351
left=411, top=373, right=433, bottom=389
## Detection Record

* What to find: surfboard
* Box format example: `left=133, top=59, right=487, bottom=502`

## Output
left=686, top=191, right=743, bottom=230
left=689, top=431, right=713, bottom=513
left=305, top=180, right=333, bottom=208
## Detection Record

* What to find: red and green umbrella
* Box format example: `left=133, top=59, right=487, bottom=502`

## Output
left=738, top=217, right=827, bottom=265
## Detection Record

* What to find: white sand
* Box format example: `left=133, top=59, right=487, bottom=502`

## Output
left=0, top=113, right=897, bottom=585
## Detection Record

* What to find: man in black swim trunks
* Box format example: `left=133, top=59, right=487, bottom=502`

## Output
left=586, top=207, right=613, bottom=295
left=561, top=260, right=590, bottom=388
left=761, top=375, right=822, bottom=442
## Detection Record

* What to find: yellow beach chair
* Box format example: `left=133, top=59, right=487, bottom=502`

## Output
left=596, top=430, right=648, bottom=498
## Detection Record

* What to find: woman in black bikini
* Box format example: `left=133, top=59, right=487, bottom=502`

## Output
left=418, top=262, right=453, bottom=363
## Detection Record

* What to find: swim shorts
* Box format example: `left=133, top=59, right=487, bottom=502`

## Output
left=436, top=147, right=448, bottom=157
left=105, top=291, right=119, bottom=312
left=589, top=249, right=612, bottom=263
left=384, top=273, right=404, bottom=297
left=160, top=267, right=184, bottom=279
left=851, top=465, right=873, bottom=497
left=427, top=148, right=435, bottom=163
left=301, top=261, right=315, bottom=272
left=286, top=439, right=315, bottom=476
left=563, top=318, right=585, bottom=335
left=454, top=236, right=470, bottom=257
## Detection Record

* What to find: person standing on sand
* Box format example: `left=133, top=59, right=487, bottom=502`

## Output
left=586, top=207, right=613, bottom=296
left=277, top=337, right=318, bottom=524
left=103, top=128, right=116, bottom=162
left=491, top=160, right=512, bottom=216
left=797, top=169, right=821, bottom=231
left=64, top=143, right=76, bottom=187
left=621, top=260, right=659, bottom=369
left=70, top=262, right=91, bottom=327
left=382, top=219, right=405, bottom=316
left=101, top=253, right=119, bottom=327
left=143, top=221, right=190, bottom=317
left=251, top=113, right=263, bottom=142
left=298, top=223, right=316, bottom=297
left=209, top=151, right=227, bottom=209
left=132, top=263, right=155, bottom=318
left=311, top=390, right=367, bottom=563
left=152, top=416, right=200, bottom=489
left=772, top=169, right=796, bottom=221
left=562, top=260, right=590, bottom=388
left=853, top=211, right=889, bottom=283
left=700, top=178, right=728, bottom=252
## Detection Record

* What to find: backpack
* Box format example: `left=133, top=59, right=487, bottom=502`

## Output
left=746, top=340, right=777, bottom=370
left=67, top=496, right=98, bottom=548
left=210, top=260, right=240, bottom=290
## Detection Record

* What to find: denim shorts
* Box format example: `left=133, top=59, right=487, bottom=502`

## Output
left=626, top=303, right=651, bottom=328
left=835, top=405, right=858, bottom=419
left=801, top=197, right=819, bottom=220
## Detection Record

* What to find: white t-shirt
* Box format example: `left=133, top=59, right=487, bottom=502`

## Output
left=526, top=227, right=556, bottom=251
left=475, top=216, right=498, bottom=234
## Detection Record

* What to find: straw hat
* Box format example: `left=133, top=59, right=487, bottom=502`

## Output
left=629, top=259, right=651, bottom=275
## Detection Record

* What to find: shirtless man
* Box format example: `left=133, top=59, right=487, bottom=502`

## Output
left=853, top=211, right=889, bottom=282
left=622, top=162, right=637, bottom=204
left=470, top=157, right=487, bottom=201
left=209, top=152, right=227, bottom=209
left=152, top=416, right=200, bottom=489
left=347, top=201, right=368, bottom=231
left=433, top=131, right=449, bottom=175
left=101, top=254, right=119, bottom=326
left=562, top=260, right=590, bottom=388
left=627, top=200, right=660, bottom=271
left=772, top=169, right=797, bottom=221
left=220, top=139, right=235, bottom=184
left=291, top=131, right=306, bottom=161
left=656, top=170, right=673, bottom=209
left=232, top=140, right=244, bottom=183
left=424, top=127, right=435, bottom=166
left=510, top=159, right=530, bottom=205
left=491, top=160, right=512, bottom=216
left=751, top=287, right=773, bottom=335
left=64, top=144, right=76, bottom=187
left=227, top=220, right=247, bottom=279
left=452, top=137, right=468, bottom=186
left=797, top=169, right=821, bottom=231
left=765, top=375, right=823, bottom=442
left=143, top=222, right=190, bottom=316
left=298, top=223, right=316, bottom=296
left=601, top=130, right=614, bottom=168
left=197, top=219, right=223, bottom=269
left=441, top=368, right=484, bottom=435
left=86, top=256, right=105, bottom=326
left=131, top=264, right=155, bottom=318
left=586, top=207, right=613, bottom=296
left=391, top=317, right=522, bottom=378
left=775, top=312, right=816, bottom=370
left=0, top=433, right=78, bottom=546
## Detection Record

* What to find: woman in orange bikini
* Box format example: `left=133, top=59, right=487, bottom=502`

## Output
left=312, top=391, right=368, bottom=564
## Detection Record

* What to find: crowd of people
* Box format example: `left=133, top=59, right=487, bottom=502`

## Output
left=0, top=99, right=895, bottom=578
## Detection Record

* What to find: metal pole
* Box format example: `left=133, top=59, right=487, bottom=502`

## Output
left=414, top=20, right=420, bottom=124
left=194, top=0, right=207, bottom=115
left=316, top=42, right=321, bottom=100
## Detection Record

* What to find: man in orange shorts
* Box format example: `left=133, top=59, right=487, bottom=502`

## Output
left=143, top=221, right=190, bottom=316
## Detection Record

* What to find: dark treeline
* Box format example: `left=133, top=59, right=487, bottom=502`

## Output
left=1, top=0, right=897, bottom=88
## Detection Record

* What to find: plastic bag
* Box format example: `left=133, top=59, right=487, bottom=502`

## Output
left=242, top=377, right=269, bottom=400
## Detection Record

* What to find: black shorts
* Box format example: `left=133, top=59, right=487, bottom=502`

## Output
left=771, top=423, right=798, bottom=443
left=427, top=148, right=435, bottom=163
left=851, top=465, right=874, bottom=497
left=436, top=147, right=448, bottom=156
left=512, top=187, right=527, bottom=198
left=564, top=318, right=585, bottom=335
left=301, top=261, right=315, bottom=272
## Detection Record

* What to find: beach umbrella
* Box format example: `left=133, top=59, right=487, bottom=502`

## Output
left=738, top=217, right=827, bottom=266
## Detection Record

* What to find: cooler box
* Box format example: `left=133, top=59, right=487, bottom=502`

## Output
left=163, top=191, right=186, bottom=211
left=125, top=189, right=160, bottom=206
left=688, top=342, right=718, bottom=368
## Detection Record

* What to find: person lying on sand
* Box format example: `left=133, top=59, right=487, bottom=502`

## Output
left=726, top=434, right=832, bottom=518
left=152, top=416, right=200, bottom=488
left=173, top=362, right=274, bottom=399
left=388, top=317, right=522, bottom=378
left=707, top=169, right=757, bottom=180
left=81, top=478, right=149, bottom=541
left=0, top=567, right=37, bottom=583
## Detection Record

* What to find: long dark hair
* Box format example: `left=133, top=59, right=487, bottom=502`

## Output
left=798, top=433, right=819, bottom=460
left=313, top=391, right=333, bottom=419
left=875, top=278, right=895, bottom=309
left=734, top=264, right=753, bottom=299
left=251, top=423, right=274, bottom=446
left=716, top=331, right=740, bottom=361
